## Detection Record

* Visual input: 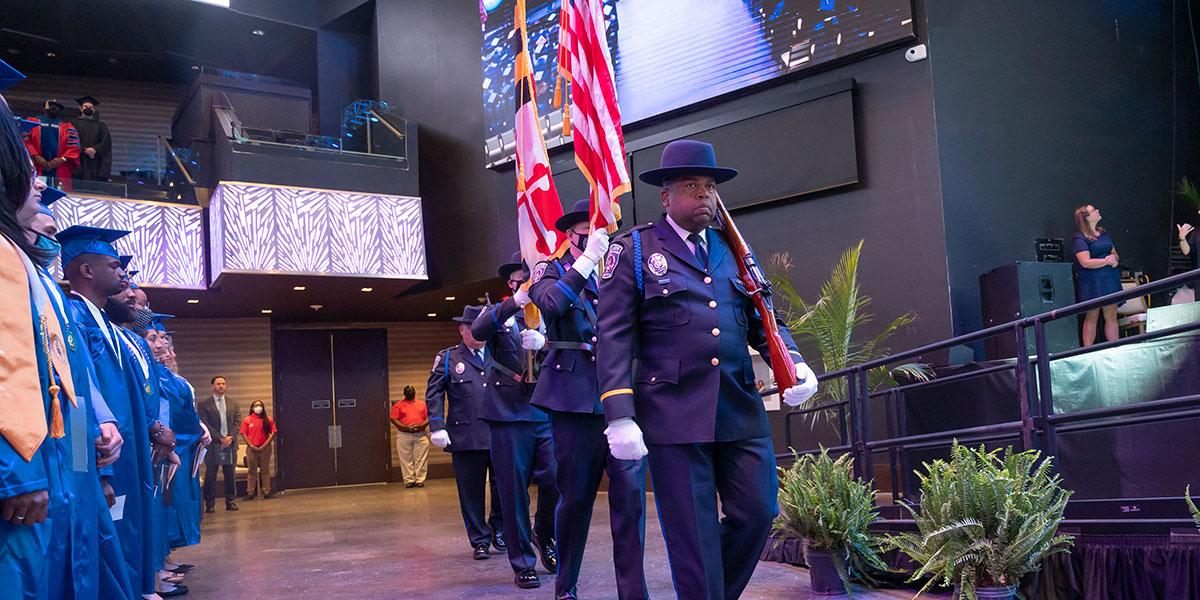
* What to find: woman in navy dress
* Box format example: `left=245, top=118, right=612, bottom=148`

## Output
left=1072, top=204, right=1122, bottom=346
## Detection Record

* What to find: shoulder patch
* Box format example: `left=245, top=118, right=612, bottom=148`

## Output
left=431, top=352, right=443, bottom=372
left=601, top=243, right=625, bottom=280
left=532, top=261, right=549, bottom=284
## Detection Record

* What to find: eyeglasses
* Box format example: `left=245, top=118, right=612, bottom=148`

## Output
left=507, top=278, right=527, bottom=290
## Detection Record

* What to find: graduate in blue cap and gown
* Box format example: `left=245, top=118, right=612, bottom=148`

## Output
left=58, top=226, right=181, bottom=598
left=140, top=314, right=205, bottom=551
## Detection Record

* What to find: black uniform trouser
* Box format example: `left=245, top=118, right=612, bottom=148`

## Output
left=646, top=436, right=777, bottom=600
left=203, top=460, right=236, bottom=505
left=550, top=411, right=649, bottom=599
left=449, top=450, right=504, bottom=548
left=487, top=420, right=558, bottom=573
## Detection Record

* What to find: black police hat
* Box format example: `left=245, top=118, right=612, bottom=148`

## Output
left=452, top=305, right=484, bottom=324
left=498, top=251, right=526, bottom=280
left=637, top=139, right=738, bottom=187
left=75, top=95, right=100, bottom=106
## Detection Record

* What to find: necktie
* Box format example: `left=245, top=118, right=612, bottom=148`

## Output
left=688, top=233, right=708, bottom=269
left=476, top=349, right=485, bottom=364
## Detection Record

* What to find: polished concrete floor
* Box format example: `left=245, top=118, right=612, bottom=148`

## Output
left=173, top=480, right=930, bottom=599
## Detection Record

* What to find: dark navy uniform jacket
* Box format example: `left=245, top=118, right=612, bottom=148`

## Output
left=426, top=343, right=493, bottom=451
left=596, top=219, right=804, bottom=445
left=528, top=254, right=601, bottom=414
left=471, top=298, right=549, bottom=423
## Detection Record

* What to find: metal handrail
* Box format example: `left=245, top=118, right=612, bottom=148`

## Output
left=158, top=136, right=197, bottom=186
left=779, top=266, right=1200, bottom=519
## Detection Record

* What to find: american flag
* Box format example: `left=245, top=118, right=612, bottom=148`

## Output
left=557, top=0, right=629, bottom=232
left=513, top=0, right=564, bottom=270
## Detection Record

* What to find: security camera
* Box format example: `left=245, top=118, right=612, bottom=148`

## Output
left=905, top=44, right=927, bottom=63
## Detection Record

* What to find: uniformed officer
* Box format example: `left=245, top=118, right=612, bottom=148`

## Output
left=528, top=200, right=649, bottom=600
left=426, top=306, right=505, bottom=560
left=596, top=139, right=819, bottom=600
left=471, top=259, right=558, bottom=590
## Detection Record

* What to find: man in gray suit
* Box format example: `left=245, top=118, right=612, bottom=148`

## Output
left=197, top=375, right=241, bottom=512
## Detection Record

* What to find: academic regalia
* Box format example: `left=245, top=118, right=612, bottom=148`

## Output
left=59, top=226, right=159, bottom=596
left=72, top=97, right=111, bottom=182
left=159, top=365, right=201, bottom=548
left=24, top=118, right=80, bottom=192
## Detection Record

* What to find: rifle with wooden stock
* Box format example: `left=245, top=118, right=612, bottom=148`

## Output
left=713, top=191, right=797, bottom=391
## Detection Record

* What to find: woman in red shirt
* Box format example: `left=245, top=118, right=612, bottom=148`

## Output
left=239, top=401, right=278, bottom=499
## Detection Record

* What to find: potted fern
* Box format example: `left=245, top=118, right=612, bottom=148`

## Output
left=889, top=443, right=1074, bottom=600
left=774, top=448, right=889, bottom=596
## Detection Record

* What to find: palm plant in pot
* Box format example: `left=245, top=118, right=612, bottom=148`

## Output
left=889, top=443, right=1074, bottom=600
left=773, top=448, right=889, bottom=596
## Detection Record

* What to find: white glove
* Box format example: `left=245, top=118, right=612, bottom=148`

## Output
left=430, top=429, right=451, bottom=448
left=782, top=362, right=818, bottom=407
left=572, top=230, right=611, bottom=277
left=604, top=417, right=648, bottom=461
left=520, top=328, right=546, bottom=351
left=512, top=286, right=531, bottom=307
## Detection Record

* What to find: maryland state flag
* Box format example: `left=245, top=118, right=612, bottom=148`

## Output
left=514, top=0, right=564, bottom=272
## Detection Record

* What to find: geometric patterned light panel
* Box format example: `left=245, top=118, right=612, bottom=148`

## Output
left=52, top=195, right=206, bottom=289
left=208, top=182, right=427, bottom=282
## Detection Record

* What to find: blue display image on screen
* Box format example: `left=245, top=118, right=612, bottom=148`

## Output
left=480, top=0, right=914, bottom=164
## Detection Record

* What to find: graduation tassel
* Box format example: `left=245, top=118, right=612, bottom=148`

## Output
left=49, top=384, right=64, bottom=439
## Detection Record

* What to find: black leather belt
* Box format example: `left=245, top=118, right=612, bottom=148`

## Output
left=546, top=341, right=594, bottom=352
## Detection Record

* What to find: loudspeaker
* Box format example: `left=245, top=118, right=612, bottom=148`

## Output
left=980, top=261, right=1077, bottom=359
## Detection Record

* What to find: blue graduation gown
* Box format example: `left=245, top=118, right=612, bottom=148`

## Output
left=67, top=296, right=158, bottom=596
left=159, top=367, right=202, bottom=548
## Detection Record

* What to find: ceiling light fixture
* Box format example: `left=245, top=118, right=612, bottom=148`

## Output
left=293, top=286, right=306, bottom=291
left=191, top=65, right=201, bottom=71
left=260, top=309, right=273, bottom=314
left=45, top=52, right=56, bottom=58
left=187, top=299, right=200, bottom=304
left=361, top=287, right=374, bottom=292
left=444, top=296, right=456, bottom=301
left=426, top=313, right=437, bottom=318
left=252, top=29, right=266, bottom=36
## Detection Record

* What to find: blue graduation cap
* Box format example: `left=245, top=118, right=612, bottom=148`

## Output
left=118, top=254, right=140, bottom=281
left=151, top=313, right=175, bottom=333
left=37, top=186, right=66, bottom=217
left=0, top=58, right=25, bottom=93
left=56, top=225, right=130, bottom=269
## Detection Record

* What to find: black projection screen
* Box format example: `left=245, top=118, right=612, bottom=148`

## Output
left=629, top=82, right=858, bottom=215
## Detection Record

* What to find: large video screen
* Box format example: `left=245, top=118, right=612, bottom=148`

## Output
left=480, top=0, right=914, bottom=165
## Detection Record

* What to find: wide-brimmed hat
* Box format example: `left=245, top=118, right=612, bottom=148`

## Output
left=555, top=198, right=623, bottom=232
left=637, top=139, right=738, bottom=187
left=452, top=305, right=483, bottom=324
left=497, top=251, right=526, bottom=280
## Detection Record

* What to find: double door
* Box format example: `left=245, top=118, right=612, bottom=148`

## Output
left=274, top=329, right=390, bottom=489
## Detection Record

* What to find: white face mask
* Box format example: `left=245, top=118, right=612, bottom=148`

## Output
left=253, top=406, right=264, bottom=415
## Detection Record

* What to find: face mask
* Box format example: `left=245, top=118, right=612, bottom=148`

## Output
left=253, top=406, right=264, bottom=415
left=81, top=108, right=95, bottom=117
left=34, top=233, right=60, bottom=267
left=570, top=231, right=588, bottom=251
left=45, top=108, right=61, bottom=119
left=131, top=306, right=154, bottom=330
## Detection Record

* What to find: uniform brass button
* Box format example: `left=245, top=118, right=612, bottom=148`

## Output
left=483, top=383, right=488, bottom=387
left=711, top=358, right=720, bottom=366
left=592, top=299, right=599, bottom=305
left=703, top=276, right=712, bottom=284
left=650, top=376, right=657, bottom=382
left=711, top=328, right=720, bottom=336
left=555, top=364, right=561, bottom=369
left=708, top=300, right=717, bottom=309
left=591, top=336, right=597, bottom=343
left=590, top=356, right=595, bottom=362
left=661, top=289, right=669, bottom=295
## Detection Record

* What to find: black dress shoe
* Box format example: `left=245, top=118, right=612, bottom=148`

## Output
left=515, top=568, right=540, bottom=589
left=555, top=586, right=578, bottom=600
left=168, top=564, right=195, bottom=574
left=535, top=537, right=557, bottom=573
left=492, top=530, right=507, bottom=552
left=473, top=544, right=490, bottom=560
left=263, top=492, right=275, bottom=499
left=159, top=584, right=189, bottom=597
left=225, top=502, right=239, bottom=511
left=242, top=495, right=256, bottom=501
left=415, top=482, right=424, bottom=488
left=405, top=482, right=415, bottom=488
left=204, top=505, right=214, bottom=514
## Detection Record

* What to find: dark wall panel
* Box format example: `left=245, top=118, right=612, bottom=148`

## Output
left=927, top=1, right=1182, bottom=337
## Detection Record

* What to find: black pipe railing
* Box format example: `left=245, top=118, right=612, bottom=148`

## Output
left=780, top=267, right=1200, bottom=524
